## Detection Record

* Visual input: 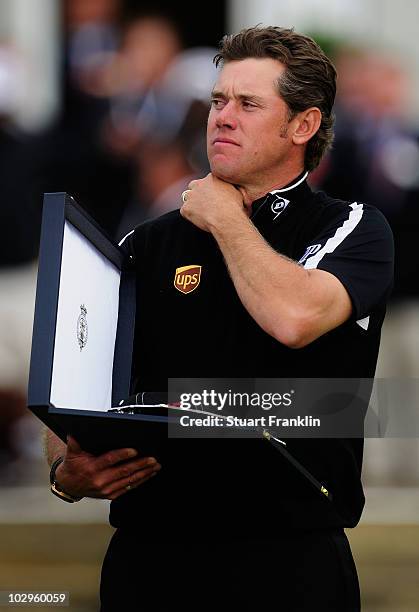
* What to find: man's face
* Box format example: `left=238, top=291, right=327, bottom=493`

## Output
left=207, top=57, right=294, bottom=189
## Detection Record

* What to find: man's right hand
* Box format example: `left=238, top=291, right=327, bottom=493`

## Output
left=54, top=436, right=161, bottom=501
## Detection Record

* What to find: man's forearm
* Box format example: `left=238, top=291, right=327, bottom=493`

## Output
left=211, top=213, right=351, bottom=348
left=211, top=213, right=314, bottom=345
left=43, top=427, right=67, bottom=466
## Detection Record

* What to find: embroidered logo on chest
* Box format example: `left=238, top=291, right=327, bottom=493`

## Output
left=270, top=195, right=290, bottom=220
left=174, top=265, right=202, bottom=294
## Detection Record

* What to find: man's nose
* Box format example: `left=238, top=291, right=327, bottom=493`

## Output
left=215, top=102, right=238, bottom=129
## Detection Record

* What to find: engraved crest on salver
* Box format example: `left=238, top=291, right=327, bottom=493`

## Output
left=77, top=304, right=88, bottom=351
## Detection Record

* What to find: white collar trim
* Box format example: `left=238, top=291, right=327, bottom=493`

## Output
left=269, top=171, right=309, bottom=195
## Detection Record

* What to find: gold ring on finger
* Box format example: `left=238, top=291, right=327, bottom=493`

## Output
left=181, top=189, right=191, bottom=203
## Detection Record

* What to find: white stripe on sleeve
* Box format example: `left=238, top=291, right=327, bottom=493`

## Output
left=303, top=202, right=364, bottom=270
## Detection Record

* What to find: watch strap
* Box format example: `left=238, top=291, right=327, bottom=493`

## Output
left=49, top=456, right=64, bottom=484
left=50, top=482, right=82, bottom=503
left=49, top=456, right=82, bottom=503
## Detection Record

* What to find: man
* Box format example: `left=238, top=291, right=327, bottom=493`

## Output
left=45, top=26, right=394, bottom=610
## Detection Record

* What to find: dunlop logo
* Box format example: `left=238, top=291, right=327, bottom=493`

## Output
left=174, top=265, right=201, bottom=294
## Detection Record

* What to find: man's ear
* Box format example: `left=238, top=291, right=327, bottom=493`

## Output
left=292, top=107, right=322, bottom=145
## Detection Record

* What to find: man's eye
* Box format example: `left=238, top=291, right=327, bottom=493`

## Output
left=211, top=99, right=224, bottom=108
left=243, top=101, right=256, bottom=109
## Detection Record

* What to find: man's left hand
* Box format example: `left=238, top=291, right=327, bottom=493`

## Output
left=180, top=173, right=247, bottom=232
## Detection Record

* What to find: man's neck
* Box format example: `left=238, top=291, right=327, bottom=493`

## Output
left=238, top=167, right=307, bottom=205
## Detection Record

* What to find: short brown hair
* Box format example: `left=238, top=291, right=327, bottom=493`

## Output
left=214, top=26, right=337, bottom=171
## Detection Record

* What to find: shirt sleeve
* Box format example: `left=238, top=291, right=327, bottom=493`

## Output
left=118, top=221, right=149, bottom=263
left=300, top=202, right=394, bottom=320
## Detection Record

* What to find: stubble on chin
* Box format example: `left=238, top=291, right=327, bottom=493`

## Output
left=209, top=159, right=240, bottom=186
left=211, top=170, right=240, bottom=187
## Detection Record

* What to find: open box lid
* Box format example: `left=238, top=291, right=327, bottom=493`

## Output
left=26, top=193, right=164, bottom=455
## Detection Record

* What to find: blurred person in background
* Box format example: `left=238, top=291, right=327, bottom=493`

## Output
left=116, top=99, right=209, bottom=235
left=316, top=48, right=419, bottom=227
left=38, top=6, right=185, bottom=238
left=64, top=0, right=121, bottom=100
left=0, top=44, right=41, bottom=481
left=102, top=11, right=183, bottom=159
left=38, top=4, right=140, bottom=236
left=0, top=44, right=41, bottom=265
left=313, top=47, right=419, bottom=485
left=36, top=0, right=131, bottom=238
left=116, top=47, right=217, bottom=235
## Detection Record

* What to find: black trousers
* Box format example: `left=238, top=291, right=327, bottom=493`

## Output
left=100, top=527, right=360, bottom=611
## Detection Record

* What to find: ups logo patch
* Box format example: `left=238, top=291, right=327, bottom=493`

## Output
left=174, top=265, right=201, bottom=294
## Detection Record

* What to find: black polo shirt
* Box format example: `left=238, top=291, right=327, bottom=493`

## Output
left=110, top=173, right=394, bottom=531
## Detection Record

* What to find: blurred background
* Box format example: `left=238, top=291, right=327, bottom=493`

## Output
left=0, top=0, right=418, bottom=610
